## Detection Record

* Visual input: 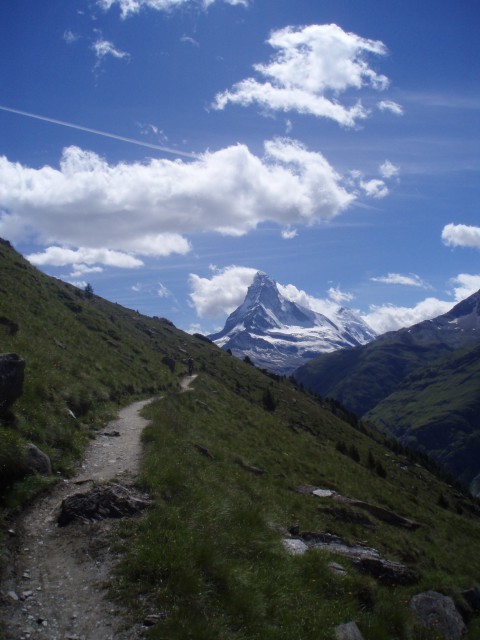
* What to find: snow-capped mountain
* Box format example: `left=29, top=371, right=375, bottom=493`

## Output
left=208, top=272, right=376, bottom=374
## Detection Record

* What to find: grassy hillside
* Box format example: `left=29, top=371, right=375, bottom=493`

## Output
left=110, top=356, right=480, bottom=639
left=366, top=343, right=480, bottom=488
left=1, top=238, right=480, bottom=639
left=0, top=238, right=203, bottom=508
left=294, top=315, right=480, bottom=491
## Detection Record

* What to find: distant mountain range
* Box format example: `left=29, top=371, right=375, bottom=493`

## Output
left=295, top=289, right=480, bottom=493
left=208, top=272, right=376, bottom=374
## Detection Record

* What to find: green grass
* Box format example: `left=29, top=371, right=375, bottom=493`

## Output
left=109, top=367, right=480, bottom=639
left=1, top=238, right=480, bottom=638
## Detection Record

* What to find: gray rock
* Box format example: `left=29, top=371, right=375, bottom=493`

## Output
left=25, top=443, right=52, bottom=475
left=410, top=591, right=467, bottom=640
left=282, top=538, right=308, bottom=556
left=0, top=353, right=25, bottom=415
left=335, top=621, right=364, bottom=640
left=58, top=484, right=151, bottom=526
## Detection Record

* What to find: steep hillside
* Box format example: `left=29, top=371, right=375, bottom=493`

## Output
left=365, top=342, right=480, bottom=488
left=1, top=240, right=480, bottom=639
left=0, top=238, right=202, bottom=500
left=294, top=291, right=480, bottom=491
left=209, top=272, right=376, bottom=374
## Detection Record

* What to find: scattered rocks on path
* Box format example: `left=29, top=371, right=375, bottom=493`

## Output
left=410, top=590, right=467, bottom=640
left=58, top=484, right=151, bottom=526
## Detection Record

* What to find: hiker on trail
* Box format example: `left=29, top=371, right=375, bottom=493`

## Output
left=188, top=357, right=194, bottom=375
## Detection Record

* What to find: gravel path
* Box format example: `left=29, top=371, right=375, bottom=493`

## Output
left=0, top=398, right=155, bottom=640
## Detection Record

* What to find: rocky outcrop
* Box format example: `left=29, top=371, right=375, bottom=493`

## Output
left=302, top=486, right=421, bottom=530
left=283, top=530, right=418, bottom=585
left=0, top=353, right=25, bottom=415
left=58, top=484, right=151, bottom=527
left=410, top=591, right=467, bottom=640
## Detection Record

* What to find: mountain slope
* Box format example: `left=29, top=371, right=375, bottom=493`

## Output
left=2, top=239, right=480, bottom=639
left=209, top=272, right=376, bottom=374
left=294, top=290, right=480, bottom=490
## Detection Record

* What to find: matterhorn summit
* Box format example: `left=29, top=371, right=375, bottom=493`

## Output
left=208, top=272, right=376, bottom=374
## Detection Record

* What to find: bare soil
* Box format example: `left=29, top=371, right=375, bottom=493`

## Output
left=0, top=398, right=156, bottom=640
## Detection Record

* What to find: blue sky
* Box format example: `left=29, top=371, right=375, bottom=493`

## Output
left=1, top=0, right=479, bottom=335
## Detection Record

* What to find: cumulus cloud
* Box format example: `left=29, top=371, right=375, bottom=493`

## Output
left=370, top=273, right=430, bottom=288
left=362, top=298, right=452, bottom=334
left=326, top=286, right=354, bottom=305
left=377, top=100, right=404, bottom=116
left=281, top=227, right=298, bottom=239
left=213, top=24, right=391, bottom=127
left=442, top=223, right=480, bottom=249
left=379, top=160, right=399, bottom=179
left=363, top=272, right=480, bottom=334
left=358, top=178, right=389, bottom=199
left=0, top=139, right=360, bottom=260
left=189, top=265, right=258, bottom=317
left=188, top=265, right=354, bottom=324
left=26, top=246, right=144, bottom=269
left=97, top=0, right=248, bottom=19
left=449, top=273, right=480, bottom=300
left=69, top=264, right=104, bottom=278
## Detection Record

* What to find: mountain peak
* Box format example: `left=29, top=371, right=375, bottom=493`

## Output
left=209, top=272, right=376, bottom=374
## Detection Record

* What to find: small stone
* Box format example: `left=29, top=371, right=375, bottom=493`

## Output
left=282, top=538, right=309, bottom=556
left=329, top=562, right=348, bottom=576
left=144, top=612, right=167, bottom=626
left=335, top=621, right=364, bottom=640
left=7, top=590, right=19, bottom=601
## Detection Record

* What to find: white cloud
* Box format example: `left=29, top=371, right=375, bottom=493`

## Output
left=97, top=0, right=248, bottom=19
left=63, top=30, right=80, bottom=44
left=449, top=273, right=480, bottom=301
left=358, top=178, right=389, bottom=199
left=327, top=286, right=354, bottom=305
left=378, top=100, right=404, bottom=116
left=281, top=228, right=298, bottom=240
left=379, top=160, right=399, bottom=179
left=370, top=273, right=430, bottom=288
left=362, top=298, right=453, bottom=334
left=157, top=282, right=171, bottom=298
left=91, top=37, right=130, bottom=70
left=69, top=264, right=104, bottom=278
left=363, top=273, right=480, bottom=334
left=189, top=265, right=258, bottom=317
left=26, top=246, right=144, bottom=269
left=181, top=35, right=199, bottom=47
left=188, top=265, right=353, bottom=324
left=442, top=223, right=480, bottom=249
left=0, top=140, right=360, bottom=256
left=213, top=24, right=391, bottom=127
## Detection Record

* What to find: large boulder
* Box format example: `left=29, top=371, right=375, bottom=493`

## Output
left=0, top=353, right=25, bottom=415
left=410, top=591, right=467, bottom=640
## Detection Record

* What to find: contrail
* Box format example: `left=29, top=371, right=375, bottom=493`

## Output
left=0, top=105, right=198, bottom=159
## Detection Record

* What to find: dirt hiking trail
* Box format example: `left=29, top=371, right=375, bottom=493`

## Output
left=0, top=376, right=196, bottom=640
